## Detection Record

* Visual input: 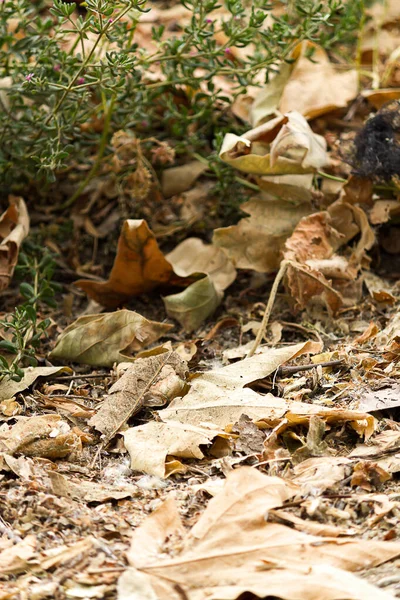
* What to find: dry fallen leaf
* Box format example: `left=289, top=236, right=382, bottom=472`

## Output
left=213, top=186, right=312, bottom=272
left=119, top=467, right=400, bottom=600
left=76, top=220, right=236, bottom=330
left=49, top=471, right=139, bottom=503
left=251, top=41, right=358, bottom=125
left=50, top=309, right=172, bottom=367
left=0, top=366, right=71, bottom=402
left=0, top=196, right=29, bottom=292
left=89, top=351, right=187, bottom=442
left=161, top=160, right=208, bottom=197
left=75, top=220, right=181, bottom=307
left=219, top=111, right=328, bottom=176
left=164, top=238, right=237, bottom=331
left=163, top=275, right=222, bottom=333
left=0, top=415, right=82, bottom=459
left=121, top=343, right=376, bottom=477
left=123, top=420, right=229, bottom=478
left=283, top=200, right=375, bottom=314
left=0, top=535, right=36, bottom=576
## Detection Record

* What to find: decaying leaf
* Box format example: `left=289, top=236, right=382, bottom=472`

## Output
left=164, top=238, right=237, bottom=331
left=0, top=366, right=71, bottom=402
left=283, top=200, right=375, bottom=313
left=0, top=196, right=30, bottom=292
left=0, top=535, right=36, bottom=576
left=76, top=220, right=236, bottom=330
left=251, top=41, right=358, bottom=125
left=161, top=160, right=208, bottom=197
left=219, top=111, right=328, bottom=176
left=50, top=309, right=172, bottom=367
left=119, top=467, right=400, bottom=600
left=0, top=415, right=82, bottom=458
left=164, top=275, right=222, bottom=333
left=49, top=471, right=139, bottom=503
left=123, top=420, right=229, bottom=478
left=213, top=188, right=312, bottom=272
left=89, top=351, right=187, bottom=442
left=75, top=220, right=179, bottom=307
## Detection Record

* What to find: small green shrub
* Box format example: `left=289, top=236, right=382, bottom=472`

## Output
left=0, top=0, right=363, bottom=199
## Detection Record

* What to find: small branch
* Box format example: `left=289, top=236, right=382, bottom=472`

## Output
left=247, top=259, right=289, bottom=358
left=275, top=359, right=345, bottom=378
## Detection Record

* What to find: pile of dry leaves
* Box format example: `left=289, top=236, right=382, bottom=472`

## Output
left=4, top=2, right=400, bottom=600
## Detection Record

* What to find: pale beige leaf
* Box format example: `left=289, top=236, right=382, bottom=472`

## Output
left=0, top=366, right=70, bottom=402
left=160, top=386, right=375, bottom=439
left=120, top=468, right=400, bottom=600
left=50, top=310, right=172, bottom=367
left=219, top=112, right=328, bottom=176
left=213, top=194, right=312, bottom=272
left=277, top=43, right=358, bottom=121
left=123, top=421, right=227, bottom=478
left=185, top=341, right=322, bottom=391
left=0, top=535, right=36, bottom=575
left=166, top=238, right=236, bottom=291
left=161, top=161, right=208, bottom=197
left=251, top=42, right=358, bottom=125
left=0, top=414, right=82, bottom=459
left=49, top=471, right=139, bottom=503
left=291, top=456, right=352, bottom=495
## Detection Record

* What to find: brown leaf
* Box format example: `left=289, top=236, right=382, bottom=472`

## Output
left=75, top=220, right=178, bottom=307
left=49, top=471, right=139, bottom=503
left=0, top=415, right=82, bottom=459
left=283, top=201, right=374, bottom=313
left=0, top=196, right=29, bottom=292
left=50, top=309, right=172, bottom=367
left=213, top=189, right=312, bottom=272
left=89, top=351, right=187, bottom=443
left=251, top=41, right=358, bottom=125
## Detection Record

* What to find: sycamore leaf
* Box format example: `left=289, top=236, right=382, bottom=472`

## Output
left=50, top=310, right=172, bottom=367
left=118, top=468, right=399, bottom=600
left=219, top=111, right=328, bottom=176
left=251, top=42, right=358, bottom=125
left=213, top=190, right=312, bottom=272
left=0, top=196, right=29, bottom=292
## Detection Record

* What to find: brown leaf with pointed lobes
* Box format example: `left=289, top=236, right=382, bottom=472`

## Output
left=0, top=196, right=29, bottom=292
left=75, top=220, right=190, bottom=308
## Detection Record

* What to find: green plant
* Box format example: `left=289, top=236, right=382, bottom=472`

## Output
left=0, top=0, right=364, bottom=200
left=0, top=245, right=59, bottom=381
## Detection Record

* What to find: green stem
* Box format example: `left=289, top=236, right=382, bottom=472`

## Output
left=61, top=94, right=116, bottom=209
